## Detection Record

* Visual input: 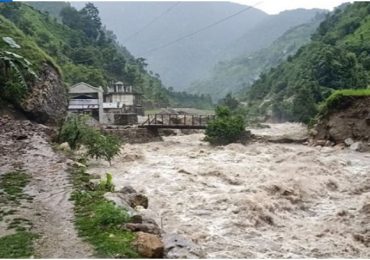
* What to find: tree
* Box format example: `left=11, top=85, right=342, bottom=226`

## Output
left=79, top=3, right=102, bottom=40
left=205, top=106, right=247, bottom=145
left=218, top=93, right=239, bottom=111
left=58, top=115, right=121, bottom=165
left=60, top=6, right=81, bottom=30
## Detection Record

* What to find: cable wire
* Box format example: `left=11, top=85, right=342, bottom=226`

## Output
left=123, top=2, right=181, bottom=43
left=139, top=1, right=263, bottom=56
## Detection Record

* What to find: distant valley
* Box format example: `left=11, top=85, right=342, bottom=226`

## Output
left=72, top=2, right=324, bottom=91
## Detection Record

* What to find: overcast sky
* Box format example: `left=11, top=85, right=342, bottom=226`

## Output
left=231, top=0, right=354, bottom=14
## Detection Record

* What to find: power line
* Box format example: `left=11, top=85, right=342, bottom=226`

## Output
left=123, top=2, right=180, bottom=43
left=139, top=1, right=263, bottom=56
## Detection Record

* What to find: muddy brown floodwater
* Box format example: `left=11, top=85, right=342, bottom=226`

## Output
left=89, top=123, right=370, bottom=258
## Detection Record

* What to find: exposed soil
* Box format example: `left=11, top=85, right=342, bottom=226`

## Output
left=0, top=117, right=93, bottom=258
left=88, top=123, right=370, bottom=258
left=313, top=96, right=370, bottom=143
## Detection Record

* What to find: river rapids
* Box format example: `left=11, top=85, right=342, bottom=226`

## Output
left=88, top=123, right=370, bottom=258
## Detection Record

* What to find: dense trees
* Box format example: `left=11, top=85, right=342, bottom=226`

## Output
left=242, top=2, right=370, bottom=123
left=0, top=2, right=213, bottom=108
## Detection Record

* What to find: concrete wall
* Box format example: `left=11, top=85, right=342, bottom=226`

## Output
left=106, top=94, right=135, bottom=105
left=103, top=127, right=162, bottom=144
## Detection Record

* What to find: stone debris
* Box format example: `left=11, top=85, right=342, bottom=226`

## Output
left=132, top=231, right=164, bottom=258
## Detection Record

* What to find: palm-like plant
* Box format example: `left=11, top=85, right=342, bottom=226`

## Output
left=0, top=50, right=38, bottom=91
left=0, top=51, right=37, bottom=99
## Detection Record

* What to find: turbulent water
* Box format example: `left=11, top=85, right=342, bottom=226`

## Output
left=88, top=124, right=370, bottom=258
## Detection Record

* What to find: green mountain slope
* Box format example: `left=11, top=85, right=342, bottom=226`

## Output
left=74, top=2, right=322, bottom=90
left=0, top=3, right=212, bottom=109
left=242, top=2, right=370, bottom=123
left=189, top=13, right=326, bottom=101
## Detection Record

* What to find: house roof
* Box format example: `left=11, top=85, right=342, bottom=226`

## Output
left=69, top=82, right=103, bottom=94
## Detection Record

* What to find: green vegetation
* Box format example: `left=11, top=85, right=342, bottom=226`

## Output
left=189, top=13, right=326, bottom=101
left=58, top=115, right=121, bottom=164
left=241, top=2, right=370, bottom=123
left=98, top=173, right=115, bottom=192
left=0, top=50, right=38, bottom=103
left=0, top=170, right=37, bottom=258
left=205, top=106, right=246, bottom=145
left=0, top=2, right=212, bottom=108
left=70, top=166, right=138, bottom=258
left=0, top=232, right=37, bottom=258
left=317, top=88, right=370, bottom=116
left=0, top=171, right=31, bottom=201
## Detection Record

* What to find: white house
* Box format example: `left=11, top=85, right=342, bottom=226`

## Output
left=68, top=82, right=143, bottom=125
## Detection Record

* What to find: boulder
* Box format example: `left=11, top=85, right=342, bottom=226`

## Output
left=119, top=185, right=137, bottom=194
left=20, top=63, right=67, bottom=125
left=128, top=194, right=149, bottom=209
left=58, top=142, right=71, bottom=152
left=344, top=138, right=354, bottom=146
left=123, top=222, right=161, bottom=236
left=132, top=232, right=164, bottom=258
left=163, top=233, right=206, bottom=258
left=350, top=142, right=366, bottom=152
left=103, top=192, right=136, bottom=215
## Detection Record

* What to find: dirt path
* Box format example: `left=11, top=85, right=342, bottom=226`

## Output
left=88, top=123, right=370, bottom=258
left=0, top=118, right=93, bottom=258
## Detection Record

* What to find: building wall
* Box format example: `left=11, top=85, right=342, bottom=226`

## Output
left=109, top=94, right=135, bottom=105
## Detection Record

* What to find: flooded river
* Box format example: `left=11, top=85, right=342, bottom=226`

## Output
left=88, top=124, right=370, bottom=258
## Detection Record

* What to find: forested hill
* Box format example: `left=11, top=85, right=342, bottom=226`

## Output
left=0, top=2, right=213, bottom=109
left=189, top=12, right=326, bottom=101
left=242, top=2, right=370, bottom=123
left=75, top=2, right=322, bottom=90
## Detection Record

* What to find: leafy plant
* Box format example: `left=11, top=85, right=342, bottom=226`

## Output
left=93, top=202, right=130, bottom=227
left=58, top=115, right=121, bottom=164
left=205, top=106, right=247, bottom=145
left=85, top=134, right=121, bottom=165
left=0, top=50, right=38, bottom=102
left=98, top=173, right=115, bottom=192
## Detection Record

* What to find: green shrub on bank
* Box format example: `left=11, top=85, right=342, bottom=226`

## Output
left=58, top=115, right=121, bottom=164
left=70, top=167, right=138, bottom=257
left=205, top=106, right=247, bottom=145
left=317, top=88, right=370, bottom=116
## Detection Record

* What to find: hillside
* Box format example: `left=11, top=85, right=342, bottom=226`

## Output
left=241, top=2, right=370, bottom=123
left=0, top=2, right=212, bottom=110
left=73, top=2, right=322, bottom=90
left=0, top=7, right=67, bottom=123
left=189, top=13, right=326, bottom=101
left=313, top=89, right=370, bottom=145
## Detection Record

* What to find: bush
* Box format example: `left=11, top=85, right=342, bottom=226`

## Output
left=205, top=106, right=247, bottom=145
left=93, top=202, right=130, bottom=227
left=58, top=115, right=121, bottom=163
left=85, top=133, right=121, bottom=165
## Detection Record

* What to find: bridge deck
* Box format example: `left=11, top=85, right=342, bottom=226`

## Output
left=140, top=113, right=215, bottom=129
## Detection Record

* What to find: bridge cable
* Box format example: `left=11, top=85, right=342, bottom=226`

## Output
left=123, top=2, right=181, bottom=43
left=139, top=1, right=263, bottom=56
